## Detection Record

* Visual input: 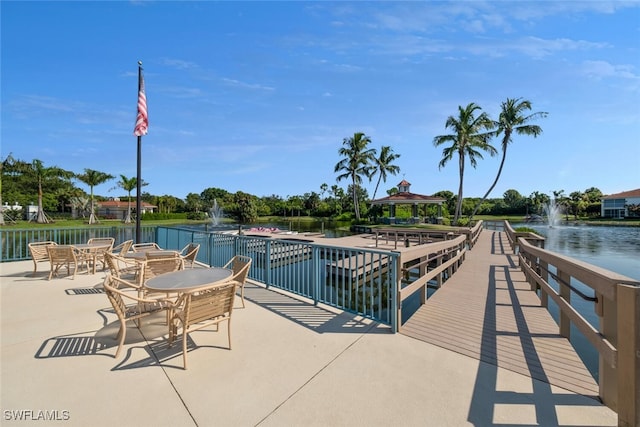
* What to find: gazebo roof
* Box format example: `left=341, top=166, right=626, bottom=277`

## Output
left=370, top=192, right=445, bottom=205
left=370, top=179, right=445, bottom=205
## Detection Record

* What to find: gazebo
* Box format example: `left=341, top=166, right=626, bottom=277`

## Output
left=370, top=179, right=446, bottom=224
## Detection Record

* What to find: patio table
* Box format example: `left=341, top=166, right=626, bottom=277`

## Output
left=144, top=267, right=233, bottom=293
left=73, top=243, right=112, bottom=274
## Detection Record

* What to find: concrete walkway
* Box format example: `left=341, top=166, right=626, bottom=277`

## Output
left=1, top=259, right=617, bottom=426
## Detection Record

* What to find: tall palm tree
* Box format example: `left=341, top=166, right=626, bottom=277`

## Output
left=76, top=168, right=114, bottom=224
left=433, top=103, right=496, bottom=225
left=470, top=98, right=547, bottom=220
left=111, top=175, right=146, bottom=223
left=334, top=132, right=375, bottom=221
left=370, top=146, right=401, bottom=200
left=21, top=159, right=73, bottom=223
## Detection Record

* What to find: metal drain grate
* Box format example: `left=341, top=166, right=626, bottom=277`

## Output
left=65, top=288, right=105, bottom=295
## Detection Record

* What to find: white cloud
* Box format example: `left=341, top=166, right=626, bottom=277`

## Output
left=581, top=60, right=639, bottom=80
left=221, top=78, right=275, bottom=91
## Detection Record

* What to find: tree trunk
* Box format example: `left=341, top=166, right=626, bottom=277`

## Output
left=352, top=176, right=360, bottom=221
left=124, top=197, right=132, bottom=223
left=36, top=180, right=49, bottom=223
left=454, top=155, right=464, bottom=225
left=470, top=149, right=508, bottom=221
left=88, top=188, right=98, bottom=224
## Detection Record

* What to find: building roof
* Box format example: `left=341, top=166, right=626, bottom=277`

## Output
left=371, top=192, right=446, bottom=205
left=601, top=189, right=640, bottom=200
left=371, top=178, right=445, bottom=205
left=98, top=200, right=157, bottom=208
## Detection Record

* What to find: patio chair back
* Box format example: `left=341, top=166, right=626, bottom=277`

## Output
left=87, top=237, right=115, bottom=271
left=47, top=245, right=82, bottom=280
left=141, top=257, right=184, bottom=285
left=87, top=237, right=115, bottom=250
left=112, top=239, right=133, bottom=256
left=104, top=252, right=141, bottom=284
left=145, top=250, right=180, bottom=260
left=169, top=281, right=236, bottom=369
left=180, top=243, right=200, bottom=268
left=132, top=242, right=162, bottom=252
left=222, top=255, right=252, bottom=308
left=28, top=241, right=57, bottom=276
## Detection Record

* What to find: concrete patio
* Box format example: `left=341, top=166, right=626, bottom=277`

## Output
left=1, top=260, right=617, bottom=426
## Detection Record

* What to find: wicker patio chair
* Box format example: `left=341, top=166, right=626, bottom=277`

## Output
left=87, top=237, right=115, bottom=271
left=111, top=239, right=133, bottom=256
left=28, top=241, right=57, bottom=276
left=222, top=255, right=252, bottom=308
left=140, top=257, right=184, bottom=287
left=104, top=252, right=142, bottom=286
left=131, top=242, right=162, bottom=252
left=47, top=245, right=84, bottom=280
left=179, top=243, right=200, bottom=268
left=168, top=281, right=237, bottom=369
left=102, top=275, right=173, bottom=358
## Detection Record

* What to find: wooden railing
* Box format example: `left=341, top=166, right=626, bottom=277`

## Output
left=395, top=234, right=467, bottom=331
left=511, top=222, right=639, bottom=426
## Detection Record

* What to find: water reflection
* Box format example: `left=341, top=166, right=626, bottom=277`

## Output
left=513, top=224, right=640, bottom=280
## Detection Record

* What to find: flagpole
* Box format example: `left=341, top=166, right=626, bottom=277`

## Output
left=135, top=61, right=143, bottom=244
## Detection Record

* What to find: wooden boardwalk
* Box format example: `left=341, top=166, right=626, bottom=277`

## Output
left=401, top=229, right=599, bottom=397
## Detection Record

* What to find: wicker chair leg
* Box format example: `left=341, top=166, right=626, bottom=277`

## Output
left=115, top=322, right=126, bottom=358
left=182, top=331, right=188, bottom=369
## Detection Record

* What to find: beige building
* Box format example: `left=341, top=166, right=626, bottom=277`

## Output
left=95, top=199, right=157, bottom=220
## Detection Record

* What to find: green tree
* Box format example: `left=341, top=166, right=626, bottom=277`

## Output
left=111, top=175, right=147, bottom=223
left=233, top=191, right=258, bottom=223
left=433, top=103, right=496, bottom=224
left=334, top=132, right=375, bottom=221
left=0, top=153, right=16, bottom=225
left=569, top=190, right=586, bottom=219
left=184, top=193, right=204, bottom=213
left=470, top=98, right=547, bottom=220
left=370, top=146, right=401, bottom=200
left=583, top=187, right=603, bottom=203
left=23, top=159, right=74, bottom=223
left=76, top=168, right=114, bottom=224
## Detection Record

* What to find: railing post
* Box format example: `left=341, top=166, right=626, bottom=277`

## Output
left=311, top=246, right=320, bottom=305
left=395, top=254, right=402, bottom=332
left=558, top=269, right=571, bottom=338
left=600, top=288, right=618, bottom=412
left=617, top=284, right=640, bottom=427
left=539, top=257, right=549, bottom=308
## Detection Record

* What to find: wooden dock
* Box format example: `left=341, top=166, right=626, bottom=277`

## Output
left=401, top=229, right=599, bottom=397
left=326, top=252, right=390, bottom=281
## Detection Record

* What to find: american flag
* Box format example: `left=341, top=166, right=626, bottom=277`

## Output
left=133, top=68, right=148, bottom=136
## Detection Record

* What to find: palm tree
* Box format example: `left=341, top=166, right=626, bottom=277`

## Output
left=334, top=132, right=375, bottom=221
left=433, top=103, right=496, bottom=225
left=111, top=175, right=146, bottom=223
left=76, top=169, right=114, bottom=224
left=370, top=146, right=401, bottom=200
left=470, top=98, right=547, bottom=220
left=21, top=159, right=73, bottom=223
left=70, top=196, right=90, bottom=218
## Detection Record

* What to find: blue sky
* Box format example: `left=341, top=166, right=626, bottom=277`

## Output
left=2, top=1, right=639, bottom=202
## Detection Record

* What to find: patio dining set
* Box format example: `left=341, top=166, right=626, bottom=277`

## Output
left=27, top=239, right=252, bottom=369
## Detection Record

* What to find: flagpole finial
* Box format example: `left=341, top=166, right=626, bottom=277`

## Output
left=138, top=60, right=143, bottom=66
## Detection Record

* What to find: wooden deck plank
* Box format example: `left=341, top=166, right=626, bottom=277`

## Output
left=400, top=229, right=599, bottom=397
